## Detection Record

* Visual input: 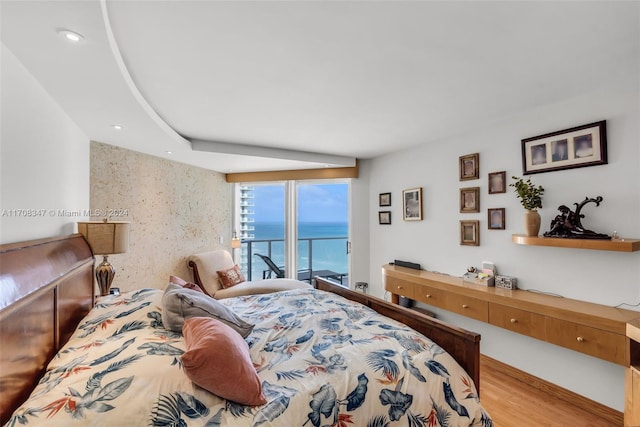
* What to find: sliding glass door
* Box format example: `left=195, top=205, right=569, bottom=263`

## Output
left=237, top=183, right=287, bottom=282
left=236, top=180, right=350, bottom=285
left=296, top=182, right=349, bottom=285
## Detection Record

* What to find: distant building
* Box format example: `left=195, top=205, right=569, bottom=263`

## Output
left=239, top=185, right=255, bottom=240
left=237, top=185, right=255, bottom=268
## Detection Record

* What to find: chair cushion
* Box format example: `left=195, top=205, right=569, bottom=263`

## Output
left=217, top=265, right=246, bottom=288
left=187, top=250, right=235, bottom=295
left=161, top=283, right=254, bottom=337
left=181, top=317, right=266, bottom=406
left=213, top=278, right=312, bottom=299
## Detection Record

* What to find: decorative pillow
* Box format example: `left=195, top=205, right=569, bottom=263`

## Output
left=182, top=317, right=266, bottom=406
left=217, top=265, right=246, bottom=288
left=169, top=275, right=204, bottom=293
left=161, top=283, right=254, bottom=337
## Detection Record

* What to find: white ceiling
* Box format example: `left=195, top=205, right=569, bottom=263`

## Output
left=2, top=1, right=638, bottom=173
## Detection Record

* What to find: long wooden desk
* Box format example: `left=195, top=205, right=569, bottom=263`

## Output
left=383, top=264, right=639, bottom=366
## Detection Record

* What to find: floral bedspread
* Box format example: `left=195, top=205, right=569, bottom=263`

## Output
left=7, top=288, right=492, bottom=427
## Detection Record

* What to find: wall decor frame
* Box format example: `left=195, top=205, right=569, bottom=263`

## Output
left=521, top=120, right=607, bottom=175
left=459, top=153, right=480, bottom=181
left=460, top=220, right=480, bottom=246
left=402, top=187, right=423, bottom=221
left=378, top=211, right=391, bottom=225
left=379, top=192, right=391, bottom=207
left=488, top=171, right=506, bottom=194
left=488, top=208, right=505, bottom=230
left=460, top=187, right=480, bottom=213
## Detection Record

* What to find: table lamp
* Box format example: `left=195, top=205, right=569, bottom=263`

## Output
left=77, top=219, right=130, bottom=296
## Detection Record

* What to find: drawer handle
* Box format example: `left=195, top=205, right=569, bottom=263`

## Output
left=510, top=318, right=517, bottom=324
left=577, top=336, right=585, bottom=343
left=425, top=294, right=432, bottom=299
left=462, top=304, right=469, bottom=309
left=397, top=286, right=403, bottom=290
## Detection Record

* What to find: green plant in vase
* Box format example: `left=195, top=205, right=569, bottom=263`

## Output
left=510, top=176, right=544, bottom=236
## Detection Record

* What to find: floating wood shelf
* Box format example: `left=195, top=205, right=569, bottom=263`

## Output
left=512, top=234, right=640, bottom=252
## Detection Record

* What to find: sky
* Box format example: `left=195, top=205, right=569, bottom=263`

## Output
left=252, top=183, right=348, bottom=223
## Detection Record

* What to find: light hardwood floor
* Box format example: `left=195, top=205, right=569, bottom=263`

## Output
left=480, top=356, right=620, bottom=427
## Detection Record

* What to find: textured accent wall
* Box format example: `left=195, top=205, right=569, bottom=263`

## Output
left=90, top=141, right=231, bottom=292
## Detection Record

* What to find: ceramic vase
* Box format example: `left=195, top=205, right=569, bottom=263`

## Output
left=524, top=209, right=541, bottom=236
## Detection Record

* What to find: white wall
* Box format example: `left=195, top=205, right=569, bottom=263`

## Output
left=364, top=75, right=639, bottom=411
left=349, top=160, right=371, bottom=287
left=1, top=43, right=89, bottom=244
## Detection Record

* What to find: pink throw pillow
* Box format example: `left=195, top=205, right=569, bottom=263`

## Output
left=170, top=275, right=204, bottom=294
left=216, top=265, right=246, bottom=289
left=181, top=317, right=266, bottom=406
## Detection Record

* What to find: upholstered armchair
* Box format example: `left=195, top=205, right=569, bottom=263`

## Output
left=187, top=249, right=311, bottom=299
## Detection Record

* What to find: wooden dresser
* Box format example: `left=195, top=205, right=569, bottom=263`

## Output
left=626, top=319, right=640, bottom=425
left=383, top=264, right=639, bottom=366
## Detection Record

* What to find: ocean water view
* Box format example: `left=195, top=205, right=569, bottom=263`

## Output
left=244, top=221, right=349, bottom=281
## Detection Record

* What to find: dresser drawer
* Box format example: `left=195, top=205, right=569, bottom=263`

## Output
left=626, top=366, right=640, bottom=426
left=384, top=278, right=415, bottom=299
left=546, top=317, right=627, bottom=365
left=444, top=293, right=488, bottom=322
left=489, top=303, right=546, bottom=340
left=413, top=285, right=447, bottom=310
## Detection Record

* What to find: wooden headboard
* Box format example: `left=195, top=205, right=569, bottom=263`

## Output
left=0, top=234, right=94, bottom=424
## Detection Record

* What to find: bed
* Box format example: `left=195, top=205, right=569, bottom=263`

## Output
left=0, top=234, right=492, bottom=426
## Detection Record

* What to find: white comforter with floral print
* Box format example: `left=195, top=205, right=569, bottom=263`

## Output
left=6, top=288, right=492, bottom=427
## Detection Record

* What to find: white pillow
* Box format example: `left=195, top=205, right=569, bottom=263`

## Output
left=161, top=283, right=254, bottom=337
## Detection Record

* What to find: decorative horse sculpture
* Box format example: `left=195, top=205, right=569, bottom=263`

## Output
left=544, top=196, right=610, bottom=240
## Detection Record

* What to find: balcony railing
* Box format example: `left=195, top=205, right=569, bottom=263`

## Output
left=240, top=236, right=348, bottom=283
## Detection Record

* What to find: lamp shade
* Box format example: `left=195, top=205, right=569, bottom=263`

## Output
left=78, top=221, right=130, bottom=255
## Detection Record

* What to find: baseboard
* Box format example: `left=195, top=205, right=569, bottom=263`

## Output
left=481, top=354, right=623, bottom=426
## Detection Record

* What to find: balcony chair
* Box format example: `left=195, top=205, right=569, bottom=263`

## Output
left=254, top=253, right=345, bottom=284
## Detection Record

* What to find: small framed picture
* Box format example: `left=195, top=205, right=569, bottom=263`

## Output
left=488, top=208, right=505, bottom=230
left=402, top=187, right=423, bottom=221
left=521, top=120, right=607, bottom=175
left=460, top=220, right=480, bottom=246
left=488, top=171, right=506, bottom=194
left=379, top=211, right=391, bottom=225
left=459, top=153, right=479, bottom=181
left=460, top=187, right=480, bottom=213
left=379, top=192, right=391, bottom=207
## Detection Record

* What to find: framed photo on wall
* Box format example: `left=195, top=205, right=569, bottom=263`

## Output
left=488, top=208, right=505, bottom=230
left=459, top=153, right=479, bottom=181
left=521, top=120, right=607, bottom=175
left=460, top=187, right=480, bottom=213
left=402, top=187, right=423, bottom=221
left=379, top=192, right=391, bottom=207
left=460, top=220, right=480, bottom=246
left=488, top=171, right=506, bottom=194
left=379, top=211, right=391, bottom=225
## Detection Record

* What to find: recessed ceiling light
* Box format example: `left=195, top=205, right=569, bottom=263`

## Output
left=111, top=124, right=123, bottom=130
left=57, top=29, right=84, bottom=43
left=165, top=151, right=173, bottom=155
